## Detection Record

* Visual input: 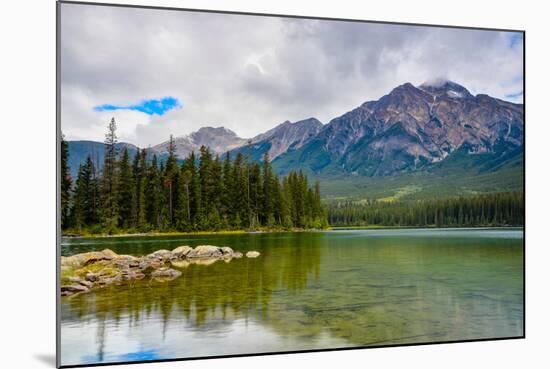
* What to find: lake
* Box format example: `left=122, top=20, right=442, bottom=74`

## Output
left=60, top=228, right=524, bottom=366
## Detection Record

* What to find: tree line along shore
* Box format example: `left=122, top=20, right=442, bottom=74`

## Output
left=61, top=118, right=329, bottom=236
left=326, top=191, right=524, bottom=228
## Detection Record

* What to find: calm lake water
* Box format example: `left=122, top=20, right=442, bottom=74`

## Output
left=60, top=228, right=524, bottom=366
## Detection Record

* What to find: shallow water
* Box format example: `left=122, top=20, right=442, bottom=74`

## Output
left=60, top=228, right=524, bottom=366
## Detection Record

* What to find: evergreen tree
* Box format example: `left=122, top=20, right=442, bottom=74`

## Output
left=176, top=162, right=191, bottom=231
left=60, top=135, right=72, bottom=229
left=231, top=153, right=248, bottom=227
left=221, top=152, right=233, bottom=218
left=85, top=156, right=99, bottom=226
left=145, top=155, right=162, bottom=228
left=117, top=147, right=135, bottom=229
left=199, top=146, right=214, bottom=216
left=248, top=163, right=262, bottom=229
left=261, top=152, right=274, bottom=224
left=99, top=118, right=119, bottom=233
left=71, top=163, right=88, bottom=230
left=164, top=135, right=179, bottom=226
left=183, top=151, right=202, bottom=228
left=135, top=149, right=147, bottom=229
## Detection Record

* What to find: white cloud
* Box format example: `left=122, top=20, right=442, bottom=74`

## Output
left=60, top=3, right=523, bottom=147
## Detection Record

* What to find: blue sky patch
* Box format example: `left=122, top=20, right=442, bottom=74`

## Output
left=505, top=91, right=523, bottom=100
left=94, top=97, right=181, bottom=116
left=509, top=33, right=523, bottom=48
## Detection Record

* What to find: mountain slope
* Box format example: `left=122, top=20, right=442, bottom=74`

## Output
left=273, top=80, right=524, bottom=177
left=230, top=117, right=323, bottom=161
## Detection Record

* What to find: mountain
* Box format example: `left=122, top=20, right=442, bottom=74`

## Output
left=273, top=80, right=524, bottom=177
left=66, top=141, right=168, bottom=180
left=152, top=126, right=247, bottom=158
left=230, top=118, right=323, bottom=162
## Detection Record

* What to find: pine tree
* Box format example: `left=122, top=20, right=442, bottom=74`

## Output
left=261, top=151, right=274, bottom=224
left=85, top=156, right=99, bottom=226
left=71, top=163, right=88, bottom=231
left=163, top=135, right=179, bottom=227
left=135, top=149, right=147, bottom=229
left=176, top=162, right=191, bottom=231
left=221, top=152, right=233, bottom=218
left=145, top=154, right=162, bottom=228
left=211, top=155, right=224, bottom=214
left=117, top=147, right=135, bottom=229
left=199, top=146, right=214, bottom=215
left=60, top=135, right=72, bottom=229
left=249, top=163, right=262, bottom=229
left=231, top=153, right=248, bottom=227
left=99, top=118, right=119, bottom=233
left=183, top=151, right=202, bottom=229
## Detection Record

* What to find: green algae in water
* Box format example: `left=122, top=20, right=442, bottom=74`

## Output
left=60, top=229, right=523, bottom=366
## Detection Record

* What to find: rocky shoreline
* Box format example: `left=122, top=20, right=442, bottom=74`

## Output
left=60, top=245, right=260, bottom=297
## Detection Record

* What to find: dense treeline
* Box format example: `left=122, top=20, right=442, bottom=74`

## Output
left=327, top=192, right=524, bottom=227
left=61, top=118, right=328, bottom=234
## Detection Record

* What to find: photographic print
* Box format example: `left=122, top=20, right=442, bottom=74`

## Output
left=57, top=1, right=524, bottom=367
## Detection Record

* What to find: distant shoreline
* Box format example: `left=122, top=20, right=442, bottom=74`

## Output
left=61, top=225, right=524, bottom=240
left=330, top=225, right=524, bottom=230
left=61, top=228, right=321, bottom=239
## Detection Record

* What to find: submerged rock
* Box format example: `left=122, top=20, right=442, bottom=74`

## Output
left=60, top=284, right=89, bottom=296
left=246, top=251, right=261, bottom=258
left=151, top=268, right=182, bottom=281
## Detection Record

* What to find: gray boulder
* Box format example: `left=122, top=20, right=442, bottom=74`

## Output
left=187, top=245, right=222, bottom=258
left=146, top=249, right=172, bottom=261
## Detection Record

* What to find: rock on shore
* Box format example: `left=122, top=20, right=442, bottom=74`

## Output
left=60, top=245, right=260, bottom=297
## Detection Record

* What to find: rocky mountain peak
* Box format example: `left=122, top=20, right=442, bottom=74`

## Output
left=193, top=126, right=239, bottom=138
left=152, top=126, right=247, bottom=158
left=418, top=80, right=473, bottom=99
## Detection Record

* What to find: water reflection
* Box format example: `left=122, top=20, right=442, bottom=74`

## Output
left=61, top=230, right=523, bottom=366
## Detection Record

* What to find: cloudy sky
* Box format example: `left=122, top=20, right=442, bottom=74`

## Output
left=60, top=3, right=524, bottom=147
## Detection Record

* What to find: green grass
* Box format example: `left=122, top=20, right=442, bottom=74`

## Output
left=318, top=153, right=523, bottom=202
